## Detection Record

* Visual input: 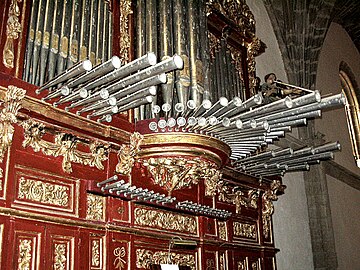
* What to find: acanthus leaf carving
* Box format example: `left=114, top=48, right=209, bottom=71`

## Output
left=86, top=193, right=105, bottom=221
left=0, top=85, right=26, bottom=163
left=119, top=0, right=133, bottom=63
left=115, top=132, right=143, bottom=176
left=3, top=0, right=23, bottom=69
left=17, top=239, right=32, bottom=270
left=21, top=119, right=108, bottom=174
left=262, top=180, right=282, bottom=239
left=113, top=247, right=126, bottom=270
left=139, top=157, right=221, bottom=196
left=218, top=181, right=258, bottom=213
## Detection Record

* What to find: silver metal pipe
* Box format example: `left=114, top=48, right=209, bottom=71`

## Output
left=312, top=141, right=341, bottom=154
left=200, top=97, right=229, bottom=118
left=222, top=94, right=263, bottom=118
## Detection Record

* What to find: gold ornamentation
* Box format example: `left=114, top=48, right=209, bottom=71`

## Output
left=218, top=221, right=227, bottom=240
left=0, top=85, right=26, bottom=163
left=219, top=253, right=225, bottom=270
left=246, top=37, right=262, bottom=94
left=134, top=207, right=197, bottom=234
left=252, top=261, right=258, bottom=270
left=86, top=193, right=105, bottom=221
left=17, top=239, right=32, bottom=270
left=208, top=32, right=220, bottom=60
left=91, top=240, right=101, bottom=267
left=18, top=177, right=69, bottom=207
left=262, top=180, right=281, bottom=238
left=218, top=181, right=258, bottom=213
left=116, top=132, right=143, bottom=176
left=21, top=119, right=108, bottom=173
left=206, top=259, right=215, bottom=270
left=119, top=0, right=133, bottom=63
left=238, top=260, right=246, bottom=270
left=113, top=247, right=126, bottom=270
left=3, top=0, right=23, bottom=68
left=140, top=157, right=220, bottom=196
left=54, top=243, right=67, bottom=270
left=233, top=222, right=257, bottom=239
left=136, top=249, right=196, bottom=270
left=228, top=45, right=244, bottom=82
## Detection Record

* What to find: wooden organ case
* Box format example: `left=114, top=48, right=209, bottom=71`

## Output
left=0, top=0, right=344, bottom=269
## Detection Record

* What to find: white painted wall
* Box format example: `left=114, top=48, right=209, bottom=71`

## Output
left=246, top=1, right=314, bottom=269
left=316, top=22, right=360, bottom=175
left=326, top=175, right=360, bottom=270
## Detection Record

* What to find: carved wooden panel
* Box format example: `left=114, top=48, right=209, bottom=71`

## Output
left=12, top=165, right=80, bottom=217
left=232, top=220, right=258, bottom=243
left=203, top=250, right=217, bottom=270
left=109, top=232, right=130, bottom=270
left=89, top=234, right=106, bottom=270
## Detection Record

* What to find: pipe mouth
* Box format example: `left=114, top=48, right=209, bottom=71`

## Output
left=314, top=90, right=321, bottom=102
left=284, top=96, right=293, bottom=108
left=222, top=117, right=230, bottom=127
left=167, top=118, right=176, bottom=127
left=219, top=97, right=229, bottom=106
left=187, top=100, right=196, bottom=110
left=198, top=117, right=207, bottom=126
left=111, top=56, right=122, bottom=69
left=254, top=94, right=263, bottom=105
left=151, top=105, right=161, bottom=114
left=100, top=90, right=109, bottom=99
left=147, top=52, right=157, bottom=66
left=108, top=97, right=117, bottom=106
left=162, top=103, right=171, bottom=112
left=202, top=99, right=212, bottom=109
left=158, top=73, right=167, bottom=83
left=175, top=103, right=185, bottom=112
left=83, top=60, right=93, bottom=71
left=149, top=86, right=157, bottom=95
left=233, top=96, right=243, bottom=107
left=173, top=54, right=184, bottom=69
left=146, top=96, right=154, bottom=103
left=235, top=119, right=243, bottom=129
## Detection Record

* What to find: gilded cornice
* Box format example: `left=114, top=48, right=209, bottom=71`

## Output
left=3, top=0, right=23, bottom=69
left=21, top=119, right=109, bottom=173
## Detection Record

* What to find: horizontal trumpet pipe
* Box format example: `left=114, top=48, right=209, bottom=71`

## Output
left=222, top=94, right=263, bottom=119
left=274, top=80, right=315, bottom=93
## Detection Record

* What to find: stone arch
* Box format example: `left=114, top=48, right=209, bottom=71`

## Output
left=339, top=61, right=360, bottom=167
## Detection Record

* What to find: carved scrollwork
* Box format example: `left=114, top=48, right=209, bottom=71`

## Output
left=134, top=207, right=197, bottom=234
left=119, top=0, right=133, bottom=63
left=139, top=157, right=221, bottom=196
left=3, top=0, right=23, bottom=69
left=238, top=260, right=246, bottom=270
left=233, top=222, right=257, bottom=239
left=54, top=243, right=67, bottom=270
left=91, top=240, right=101, bottom=267
left=0, top=85, right=26, bottom=163
left=246, top=37, right=262, bottom=94
left=262, top=180, right=282, bottom=239
left=218, top=221, right=227, bottom=240
left=136, top=249, right=196, bottom=270
left=218, top=181, right=258, bottom=213
left=17, top=239, right=32, bottom=270
left=115, top=132, right=143, bottom=176
left=21, top=119, right=108, bottom=174
left=86, top=193, right=105, bottom=221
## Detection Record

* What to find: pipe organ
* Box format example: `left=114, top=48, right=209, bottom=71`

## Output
left=0, top=0, right=345, bottom=269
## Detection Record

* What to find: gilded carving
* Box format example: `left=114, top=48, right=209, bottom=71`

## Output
left=246, top=37, right=262, bottom=94
left=18, top=177, right=69, bottom=207
left=21, top=119, right=108, bottom=173
left=54, top=243, right=67, bottom=270
left=91, top=240, right=101, bottom=267
left=206, top=259, right=215, bottom=270
left=113, top=247, right=126, bottom=270
left=140, top=157, right=220, bottom=196
left=134, top=207, right=197, bottom=234
left=136, top=249, right=196, bottom=270
left=17, top=239, right=32, bottom=270
left=252, top=261, right=258, bottom=270
left=237, top=260, right=246, bottom=270
left=116, top=132, right=143, bottom=176
left=218, top=181, right=258, bottom=213
left=208, top=32, right=220, bottom=60
left=233, top=222, right=257, bottom=240
left=119, top=0, right=133, bottom=63
left=219, top=253, right=225, bottom=270
left=3, top=0, right=23, bottom=68
left=218, top=221, right=227, bottom=241
left=262, top=180, right=281, bottom=239
left=86, top=193, right=105, bottom=221
left=0, top=85, right=26, bottom=163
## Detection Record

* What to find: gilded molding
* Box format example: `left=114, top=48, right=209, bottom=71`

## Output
left=0, top=85, right=26, bottom=163
left=54, top=243, right=67, bottom=270
left=262, top=180, right=281, bottom=239
left=233, top=222, right=257, bottom=240
left=18, top=176, right=69, bottom=207
left=237, top=260, right=246, bottom=270
left=91, top=240, right=101, bottom=268
left=139, top=157, right=220, bottom=196
left=219, top=253, right=225, bottom=270
left=17, top=239, right=32, bottom=270
left=86, top=193, right=105, bottom=221
left=21, top=119, right=108, bottom=174
left=113, top=247, right=126, bottom=270
left=218, top=221, right=227, bottom=241
left=116, top=132, right=143, bottom=176
left=136, top=249, right=196, bottom=270
left=119, top=0, right=133, bottom=63
left=218, top=181, right=258, bottom=213
left=246, top=37, right=262, bottom=95
left=134, top=207, right=197, bottom=234
left=3, top=0, right=23, bottom=69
